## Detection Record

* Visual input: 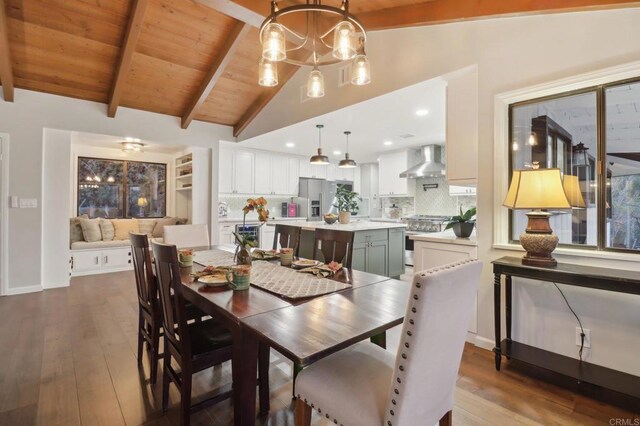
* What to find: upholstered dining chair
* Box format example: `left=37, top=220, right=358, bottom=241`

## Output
left=273, top=224, right=301, bottom=256
left=294, top=259, right=483, bottom=426
left=312, top=229, right=354, bottom=268
left=164, top=224, right=210, bottom=248
left=152, top=241, right=270, bottom=425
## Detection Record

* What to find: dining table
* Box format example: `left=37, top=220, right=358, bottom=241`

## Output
left=179, top=245, right=410, bottom=426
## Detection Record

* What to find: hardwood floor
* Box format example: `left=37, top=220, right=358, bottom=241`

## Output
left=0, top=270, right=637, bottom=425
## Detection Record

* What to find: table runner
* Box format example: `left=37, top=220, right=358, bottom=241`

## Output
left=195, top=249, right=350, bottom=299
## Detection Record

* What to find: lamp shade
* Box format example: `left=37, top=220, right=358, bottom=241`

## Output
left=562, top=175, right=586, bottom=208
left=503, top=168, right=571, bottom=209
left=137, top=197, right=149, bottom=207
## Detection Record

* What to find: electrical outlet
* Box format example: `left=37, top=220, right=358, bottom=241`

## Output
left=576, top=327, right=591, bottom=348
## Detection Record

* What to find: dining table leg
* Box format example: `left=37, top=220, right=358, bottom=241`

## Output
left=232, top=325, right=258, bottom=426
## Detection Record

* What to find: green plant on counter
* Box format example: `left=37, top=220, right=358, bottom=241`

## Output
left=333, top=185, right=361, bottom=213
left=444, top=207, right=476, bottom=230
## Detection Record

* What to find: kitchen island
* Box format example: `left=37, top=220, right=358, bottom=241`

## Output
left=267, top=220, right=407, bottom=278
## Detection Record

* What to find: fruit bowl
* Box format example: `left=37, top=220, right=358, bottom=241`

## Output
left=324, top=214, right=337, bottom=224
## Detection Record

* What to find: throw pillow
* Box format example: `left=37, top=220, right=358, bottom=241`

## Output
left=99, top=219, right=115, bottom=241
left=112, top=219, right=140, bottom=240
left=152, top=217, right=178, bottom=238
left=78, top=218, right=102, bottom=243
left=138, top=219, right=157, bottom=235
left=70, top=214, right=89, bottom=244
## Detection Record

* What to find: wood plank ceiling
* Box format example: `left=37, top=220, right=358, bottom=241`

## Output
left=1, top=0, right=639, bottom=137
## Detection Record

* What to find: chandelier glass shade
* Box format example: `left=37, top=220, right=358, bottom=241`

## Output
left=258, top=0, right=370, bottom=94
left=258, top=58, right=278, bottom=87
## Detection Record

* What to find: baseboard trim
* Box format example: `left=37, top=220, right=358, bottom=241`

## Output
left=71, top=266, right=133, bottom=277
left=474, top=335, right=495, bottom=351
left=4, top=285, right=43, bottom=296
left=43, top=282, right=70, bottom=290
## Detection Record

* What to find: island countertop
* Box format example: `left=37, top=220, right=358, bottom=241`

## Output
left=266, top=220, right=407, bottom=232
left=409, top=230, right=477, bottom=246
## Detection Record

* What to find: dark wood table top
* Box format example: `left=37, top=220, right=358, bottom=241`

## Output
left=493, top=256, right=640, bottom=295
left=242, top=278, right=410, bottom=366
left=179, top=246, right=395, bottom=323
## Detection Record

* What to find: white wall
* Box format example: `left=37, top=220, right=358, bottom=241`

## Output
left=0, top=89, right=232, bottom=294
left=240, top=9, right=640, bottom=376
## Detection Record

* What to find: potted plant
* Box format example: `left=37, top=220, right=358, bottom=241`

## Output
left=445, top=207, right=476, bottom=238
left=233, top=197, right=269, bottom=265
left=333, top=185, right=361, bottom=224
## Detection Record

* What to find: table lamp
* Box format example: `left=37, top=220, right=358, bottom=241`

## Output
left=503, top=165, right=573, bottom=266
left=137, top=196, right=149, bottom=207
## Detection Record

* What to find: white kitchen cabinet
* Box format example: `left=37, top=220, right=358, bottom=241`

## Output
left=446, top=67, right=478, bottom=185
left=334, top=167, right=355, bottom=182
left=378, top=151, right=416, bottom=197
left=218, top=223, right=236, bottom=244
left=353, top=166, right=361, bottom=193
left=413, top=240, right=478, bottom=333
left=271, top=156, right=289, bottom=195
left=288, top=157, right=300, bottom=195
left=219, top=148, right=255, bottom=195
left=360, top=163, right=379, bottom=198
left=326, top=163, right=336, bottom=181
left=254, top=152, right=272, bottom=194
left=449, top=185, right=477, bottom=196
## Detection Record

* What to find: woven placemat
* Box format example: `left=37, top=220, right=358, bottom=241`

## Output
left=194, top=249, right=235, bottom=266
left=249, top=261, right=350, bottom=299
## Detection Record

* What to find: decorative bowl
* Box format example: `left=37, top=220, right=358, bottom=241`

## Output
left=324, top=215, right=337, bottom=224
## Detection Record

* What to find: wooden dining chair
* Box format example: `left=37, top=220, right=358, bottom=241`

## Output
left=130, top=232, right=164, bottom=385
left=312, top=228, right=354, bottom=268
left=294, top=259, right=483, bottom=426
left=273, top=224, right=301, bottom=256
left=152, top=241, right=271, bottom=425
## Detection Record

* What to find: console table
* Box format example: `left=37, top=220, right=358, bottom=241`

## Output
left=493, top=256, right=640, bottom=410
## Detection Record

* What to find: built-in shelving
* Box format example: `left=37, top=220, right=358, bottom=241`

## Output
left=175, top=153, right=193, bottom=222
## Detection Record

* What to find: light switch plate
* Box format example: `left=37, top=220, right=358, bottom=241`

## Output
left=19, top=198, right=38, bottom=208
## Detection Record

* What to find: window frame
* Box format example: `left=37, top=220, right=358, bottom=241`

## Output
left=493, top=61, right=640, bottom=260
left=76, top=156, right=167, bottom=219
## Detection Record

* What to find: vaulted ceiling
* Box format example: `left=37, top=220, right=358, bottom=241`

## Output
left=0, top=0, right=638, bottom=137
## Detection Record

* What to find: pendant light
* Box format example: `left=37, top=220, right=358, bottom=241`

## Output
left=351, top=37, right=371, bottom=86
left=332, top=21, right=356, bottom=60
left=310, top=124, right=329, bottom=165
left=307, top=67, right=325, bottom=98
left=262, top=22, right=286, bottom=62
left=258, top=58, right=278, bottom=87
left=338, top=131, right=356, bottom=168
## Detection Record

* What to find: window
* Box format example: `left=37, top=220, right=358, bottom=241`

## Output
left=77, top=157, right=166, bottom=219
left=509, top=78, right=640, bottom=253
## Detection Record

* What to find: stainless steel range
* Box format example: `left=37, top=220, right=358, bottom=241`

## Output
left=403, top=215, right=451, bottom=267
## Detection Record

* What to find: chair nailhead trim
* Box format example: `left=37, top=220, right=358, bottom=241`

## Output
left=409, top=319, right=414, bottom=325
left=388, top=421, right=392, bottom=426
left=394, top=388, right=399, bottom=394
left=413, top=294, right=419, bottom=300
left=392, top=399, right=396, bottom=405
left=390, top=409, right=395, bottom=416
left=407, top=331, right=412, bottom=336
left=416, top=282, right=421, bottom=288
left=405, top=342, right=410, bottom=348
left=399, top=365, right=404, bottom=371
left=397, top=377, right=401, bottom=383
left=402, top=353, right=407, bottom=359
left=326, top=414, right=330, bottom=419
left=411, top=307, right=417, bottom=313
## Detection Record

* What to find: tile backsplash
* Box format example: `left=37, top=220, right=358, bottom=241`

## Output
left=219, top=196, right=293, bottom=219
left=380, top=177, right=476, bottom=218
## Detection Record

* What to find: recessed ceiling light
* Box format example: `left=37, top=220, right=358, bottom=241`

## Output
left=285, top=142, right=295, bottom=148
left=383, top=141, right=393, bottom=146
left=333, top=150, right=341, bottom=155
left=415, top=109, right=429, bottom=116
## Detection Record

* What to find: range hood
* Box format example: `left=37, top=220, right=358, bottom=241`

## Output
left=399, top=145, right=446, bottom=179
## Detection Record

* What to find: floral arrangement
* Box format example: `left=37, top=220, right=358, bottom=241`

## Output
left=233, top=197, right=269, bottom=265
left=178, top=249, right=194, bottom=256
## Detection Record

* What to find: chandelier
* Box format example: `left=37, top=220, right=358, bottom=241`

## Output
left=258, top=0, right=371, bottom=98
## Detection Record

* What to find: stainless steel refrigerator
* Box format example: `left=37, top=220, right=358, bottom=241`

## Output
left=295, top=178, right=352, bottom=221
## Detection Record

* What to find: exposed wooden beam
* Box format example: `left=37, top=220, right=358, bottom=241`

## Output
left=0, top=0, right=14, bottom=102
left=233, top=63, right=299, bottom=138
left=359, top=0, right=640, bottom=31
left=181, top=21, right=250, bottom=129
left=108, top=0, right=148, bottom=118
left=193, top=0, right=265, bottom=27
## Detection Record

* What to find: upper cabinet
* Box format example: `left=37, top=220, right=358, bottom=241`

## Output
left=299, top=158, right=327, bottom=180
left=378, top=151, right=416, bottom=197
left=360, top=163, right=378, bottom=199
left=220, top=145, right=298, bottom=196
left=445, top=67, right=478, bottom=185
left=219, top=148, right=254, bottom=195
